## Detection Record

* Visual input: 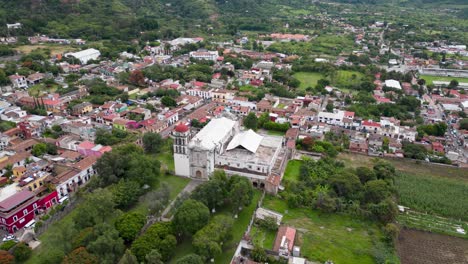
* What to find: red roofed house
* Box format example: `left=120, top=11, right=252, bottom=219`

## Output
left=431, top=141, right=445, bottom=154
left=273, top=226, right=297, bottom=257
left=362, top=120, right=381, bottom=134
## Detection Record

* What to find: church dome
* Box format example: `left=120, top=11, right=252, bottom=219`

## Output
left=174, top=123, right=189, bottom=133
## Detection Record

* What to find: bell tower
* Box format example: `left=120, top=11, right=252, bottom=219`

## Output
left=173, top=123, right=190, bottom=177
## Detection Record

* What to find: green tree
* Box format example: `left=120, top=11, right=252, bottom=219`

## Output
left=32, top=143, right=47, bottom=157
left=326, top=102, right=334, bottom=112
left=329, top=171, right=362, bottom=199
left=118, top=250, right=139, bottom=264
left=131, top=222, right=177, bottom=262
left=193, top=215, right=234, bottom=260
left=62, top=247, right=98, bottom=264
left=73, top=188, right=116, bottom=229
left=448, top=79, right=459, bottom=89
left=12, top=242, right=32, bottom=262
left=243, top=112, right=258, bottom=131
left=142, top=132, right=163, bottom=154
left=115, top=212, right=146, bottom=243
left=176, top=254, right=204, bottom=264
left=145, top=250, right=163, bottom=264
left=355, top=167, right=376, bottom=184
left=228, top=176, right=254, bottom=211
left=364, top=179, right=393, bottom=204
left=161, top=96, right=176, bottom=107
left=460, top=118, right=468, bottom=130
left=369, top=198, right=398, bottom=224
left=191, top=179, right=227, bottom=210
left=87, top=224, right=125, bottom=264
left=250, top=246, right=268, bottom=263
left=112, top=179, right=142, bottom=209
left=173, top=199, right=210, bottom=237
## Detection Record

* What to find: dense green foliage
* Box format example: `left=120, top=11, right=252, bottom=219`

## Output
left=284, top=158, right=398, bottom=224
left=173, top=199, right=210, bottom=237
left=130, top=222, right=177, bottom=262
left=115, top=212, right=146, bottom=243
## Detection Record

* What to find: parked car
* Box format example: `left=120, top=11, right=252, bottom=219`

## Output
left=2, top=235, right=16, bottom=242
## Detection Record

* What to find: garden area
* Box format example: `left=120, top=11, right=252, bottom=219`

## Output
left=262, top=196, right=398, bottom=264
left=282, top=160, right=302, bottom=182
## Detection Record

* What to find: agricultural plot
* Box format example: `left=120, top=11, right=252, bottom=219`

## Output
left=14, top=44, right=77, bottom=56
left=395, top=173, right=468, bottom=221
left=397, top=210, right=467, bottom=239
left=397, top=228, right=468, bottom=264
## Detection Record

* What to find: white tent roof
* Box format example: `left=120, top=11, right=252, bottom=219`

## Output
left=385, top=79, right=402, bottom=90
left=226, top=129, right=263, bottom=153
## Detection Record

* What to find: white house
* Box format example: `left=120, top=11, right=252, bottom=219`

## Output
left=8, top=75, right=28, bottom=89
left=66, top=48, right=101, bottom=64
left=189, top=50, right=219, bottom=61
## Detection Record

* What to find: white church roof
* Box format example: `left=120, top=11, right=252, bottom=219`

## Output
left=226, top=129, right=263, bottom=153
left=189, top=117, right=236, bottom=150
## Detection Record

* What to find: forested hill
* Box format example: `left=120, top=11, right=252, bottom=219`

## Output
left=0, top=0, right=317, bottom=40
left=0, top=0, right=465, bottom=40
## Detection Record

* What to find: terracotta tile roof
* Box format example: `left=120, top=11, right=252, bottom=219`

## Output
left=0, top=190, right=35, bottom=212
left=273, top=226, right=296, bottom=252
left=73, top=156, right=97, bottom=170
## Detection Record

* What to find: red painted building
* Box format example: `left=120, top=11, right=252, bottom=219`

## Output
left=0, top=190, right=58, bottom=233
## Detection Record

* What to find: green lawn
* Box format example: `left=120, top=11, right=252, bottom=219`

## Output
left=262, top=196, right=398, bottom=264
left=155, top=140, right=175, bottom=172
left=293, top=72, right=325, bottom=90
left=419, top=75, right=468, bottom=85
left=331, top=70, right=364, bottom=88
left=250, top=225, right=276, bottom=250
left=169, top=191, right=262, bottom=264
left=283, top=160, right=303, bottom=182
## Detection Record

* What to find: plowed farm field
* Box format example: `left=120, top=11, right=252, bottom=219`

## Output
left=397, top=228, right=468, bottom=264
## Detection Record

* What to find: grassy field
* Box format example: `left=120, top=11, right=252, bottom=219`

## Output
left=331, top=70, right=364, bottom=88
left=155, top=140, right=175, bottom=172
left=14, top=44, right=78, bottom=56
left=293, top=72, right=325, bottom=90
left=283, top=160, right=303, bottom=182
left=419, top=75, right=468, bottom=85
left=250, top=225, right=276, bottom=250
left=262, top=196, right=398, bottom=264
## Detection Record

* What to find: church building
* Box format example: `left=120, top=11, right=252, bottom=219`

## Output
left=172, top=116, right=287, bottom=193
